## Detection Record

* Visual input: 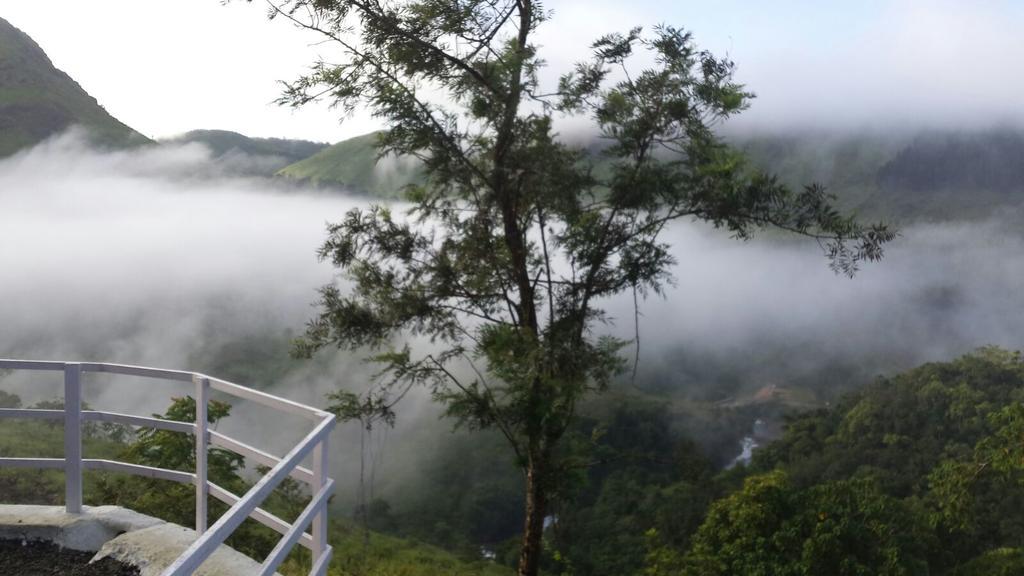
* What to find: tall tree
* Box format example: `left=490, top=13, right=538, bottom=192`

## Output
left=251, top=2, right=894, bottom=574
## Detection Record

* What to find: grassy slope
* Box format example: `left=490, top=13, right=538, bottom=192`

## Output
left=167, top=129, right=327, bottom=168
left=276, top=132, right=424, bottom=197
left=282, top=521, right=511, bottom=576
left=0, top=17, right=148, bottom=156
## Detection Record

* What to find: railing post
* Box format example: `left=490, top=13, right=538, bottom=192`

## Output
left=194, top=375, right=209, bottom=534
left=64, top=363, right=82, bottom=514
left=312, top=431, right=328, bottom=574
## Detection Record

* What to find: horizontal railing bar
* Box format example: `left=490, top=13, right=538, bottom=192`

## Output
left=162, top=416, right=334, bottom=575
left=0, top=408, right=65, bottom=420
left=0, top=457, right=202, bottom=486
left=84, top=460, right=195, bottom=484
left=0, top=457, right=64, bottom=469
left=83, top=411, right=194, bottom=434
left=81, top=362, right=195, bottom=382
left=207, top=482, right=315, bottom=551
left=260, top=478, right=335, bottom=576
left=0, top=359, right=66, bottom=371
left=0, top=360, right=329, bottom=420
left=205, top=376, right=330, bottom=421
left=77, top=413, right=317, bottom=484
left=208, top=431, right=314, bottom=485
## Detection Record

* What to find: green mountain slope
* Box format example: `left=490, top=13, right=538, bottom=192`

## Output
left=281, top=128, right=1024, bottom=221
left=166, top=129, right=327, bottom=175
left=0, top=17, right=148, bottom=156
left=869, top=129, right=1024, bottom=219
left=733, top=132, right=906, bottom=213
left=276, top=131, right=423, bottom=197
left=736, top=129, right=1024, bottom=221
left=698, top=348, right=1024, bottom=574
left=625, top=348, right=1024, bottom=575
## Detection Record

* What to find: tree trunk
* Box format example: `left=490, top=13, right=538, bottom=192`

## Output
left=517, top=451, right=549, bottom=576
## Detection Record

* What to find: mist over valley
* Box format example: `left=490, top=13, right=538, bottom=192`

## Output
left=4, top=130, right=1024, bottom=488
left=4, top=5, right=1024, bottom=575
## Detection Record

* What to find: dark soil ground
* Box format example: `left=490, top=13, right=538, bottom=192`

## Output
left=0, top=539, right=139, bottom=575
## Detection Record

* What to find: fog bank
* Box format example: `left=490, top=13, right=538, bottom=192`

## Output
left=3, top=132, right=1024, bottom=505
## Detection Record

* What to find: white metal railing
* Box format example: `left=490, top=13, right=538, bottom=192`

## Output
left=0, top=360, right=336, bottom=576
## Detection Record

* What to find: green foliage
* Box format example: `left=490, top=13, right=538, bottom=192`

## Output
left=57, top=397, right=313, bottom=562
left=372, top=427, right=524, bottom=557
left=89, top=396, right=285, bottom=559
left=951, top=548, right=1024, bottom=576
left=657, top=348, right=1024, bottom=576
left=253, top=2, right=891, bottom=574
left=678, top=471, right=930, bottom=576
left=342, top=391, right=754, bottom=574
left=925, top=399, right=1024, bottom=562
left=289, top=518, right=511, bottom=576
left=277, top=131, right=424, bottom=195
left=753, top=347, right=1024, bottom=496
left=125, top=395, right=237, bottom=475
left=547, top=402, right=716, bottom=576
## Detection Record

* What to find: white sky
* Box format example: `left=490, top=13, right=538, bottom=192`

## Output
left=2, top=0, right=1023, bottom=142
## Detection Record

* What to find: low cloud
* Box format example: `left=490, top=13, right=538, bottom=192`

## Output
left=3, top=131, right=1024, bottom=503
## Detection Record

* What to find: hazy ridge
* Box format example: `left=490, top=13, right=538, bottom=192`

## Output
left=4, top=17, right=1022, bottom=222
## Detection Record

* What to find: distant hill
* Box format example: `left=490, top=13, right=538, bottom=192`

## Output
left=276, top=131, right=423, bottom=196
left=166, top=129, right=328, bottom=176
left=4, top=14, right=1021, bottom=220
left=870, top=129, right=1024, bottom=219
left=281, top=128, right=1024, bottom=220
left=737, top=129, right=1024, bottom=221
left=0, top=17, right=148, bottom=156
left=733, top=132, right=906, bottom=212
left=878, top=130, right=1024, bottom=192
